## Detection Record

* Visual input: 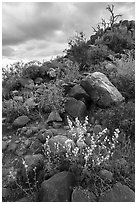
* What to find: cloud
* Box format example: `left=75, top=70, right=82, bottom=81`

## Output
left=2, top=46, right=15, bottom=56
left=2, top=2, right=135, bottom=66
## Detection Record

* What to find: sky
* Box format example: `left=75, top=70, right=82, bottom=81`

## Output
left=2, top=1, right=135, bottom=67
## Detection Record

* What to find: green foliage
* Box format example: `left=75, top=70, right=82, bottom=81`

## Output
left=38, top=80, right=66, bottom=113
left=2, top=61, right=24, bottom=82
left=97, top=29, right=134, bottom=53
left=2, top=99, right=28, bottom=122
left=65, top=32, right=89, bottom=70
left=111, top=52, right=135, bottom=100
left=92, top=101, right=135, bottom=139
left=87, top=45, right=111, bottom=65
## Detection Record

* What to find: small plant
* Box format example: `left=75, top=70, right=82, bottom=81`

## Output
left=38, top=80, right=66, bottom=113
left=43, top=116, right=120, bottom=189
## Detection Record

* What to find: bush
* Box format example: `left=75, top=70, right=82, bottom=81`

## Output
left=38, top=80, right=66, bottom=113
left=92, top=101, right=135, bottom=139
left=111, top=52, right=135, bottom=100
left=2, top=99, right=28, bottom=122
left=87, top=44, right=111, bottom=65
left=65, top=32, right=89, bottom=71
left=97, top=30, right=134, bottom=53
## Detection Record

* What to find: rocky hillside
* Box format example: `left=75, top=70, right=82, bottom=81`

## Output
left=2, top=18, right=135, bottom=202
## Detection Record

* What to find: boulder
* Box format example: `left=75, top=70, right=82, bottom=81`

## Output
left=81, top=72, right=124, bottom=107
left=48, top=135, right=75, bottom=154
left=39, top=171, right=75, bottom=202
left=2, top=141, right=9, bottom=152
left=99, top=182, right=135, bottom=202
left=13, top=115, right=30, bottom=127
left=47, top=110, right=62, bottom=123
left=24, top=97, right=37, bottom=108
left=68, top=84, right=90, bottom=102
left=99, top=169, right=113, bottom=182
left=65, top=97, right=87, bottom=119
left=71, top=187, right=96, bottom=202
left=19, top=78, right=34, bottom=90
left=13, top=96, right=23, bottom=102
left=34, top=77, right=43, bottom=84
left=62, top=82, right=76, bottom=95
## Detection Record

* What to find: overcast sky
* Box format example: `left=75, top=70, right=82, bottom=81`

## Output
left=2, top=2, right=135, bottom=67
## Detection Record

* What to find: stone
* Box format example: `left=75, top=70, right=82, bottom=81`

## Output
left=48, top=135, right=75, bottom=154
left=71, top=187, right=96, bottom=202
left=52, top=122, right=62, bottom=129
left=24, top=139, right=31, bottom=147
left=62, top=82, right=76, bottom=95
left=76, top=139, right=87, bottom=148
left=13, top=115, right=30, bottom=127
left=24, top=97, right=37, bottom=108
left=2, top=187, right=11, bottom=199
left=13, top=96, right=23, bottom=102
left=7, top=143, right=17, bottom=153
left=81, top=72, right=124, bottom=107
left=2, top=141, right=8, bottom=151
left=39, top=171, right=75, bottom=202
left=3, top=136, right=8, bottom=141
left=99, top=169, right=113, bottom=182
left=37, top=130, right=53, bottom=144
left=34, top=77, right=43, bottom=85
left=25, top=129, right=33, bottom=137
left=30, top=139, right=44, bottom=154
left=93, top=124, right=102, bottom=135
left=47, top=110, right=62, bottom=123
left=68, top=84, right=90, bottom=102
left=65, top=97, right=87, bottom=119
left=20, top=78, right=34, bottom=90
left=99, top=182, right=135, bottom=202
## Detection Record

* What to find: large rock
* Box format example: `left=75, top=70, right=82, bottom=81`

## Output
left=13, top=115, right=30, bottom=127
left=65, top=97, right=87, bottom=119
left=19, top=78, right=34, bottom=90
left=47, top=110, right=62, bottom=123
left=99, top=182, right=135, bottom=202
left=71, top=187, right=96, bottom=202
left=39, top=171, right=75, bottom=202
left=81, top=72, right=124, bottom=107
left=68, top=84, right=90, bottom=102
left=48, top=135, right=75, bottom=154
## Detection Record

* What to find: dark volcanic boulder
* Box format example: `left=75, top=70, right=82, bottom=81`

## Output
left=39, top=171, right=75, bottom=202
left=68, top=84, right=90, bottom=102
left=81, top=72, right=124, bottom=107
left=99, top=182, right=135, bottom=202
left=65, top=97, right=87, bottom=119
left=47, top=110, right=62, bottom=123
left=71, top=187, right=97, bottom=202
left=13, top=115, right=30, bottom=127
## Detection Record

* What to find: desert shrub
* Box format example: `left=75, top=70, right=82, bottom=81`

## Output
left=2, top=99, right=28, bottom=122
left=86, top=44, right=111, bottom=65
left=43, top=116, right=120, bottom=194
left=111, top=52, right=135, bottom=100
left=97, top=30, right=134, bottom=53
left=38, top=80, right=66, bottom=113
left=65, top=32, right=89, bottom=71
left=22, top=65, right=40, bottom=80
left=92, top=101, right=135, bottom=139
left=2, top=61, right=24, bottom=83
